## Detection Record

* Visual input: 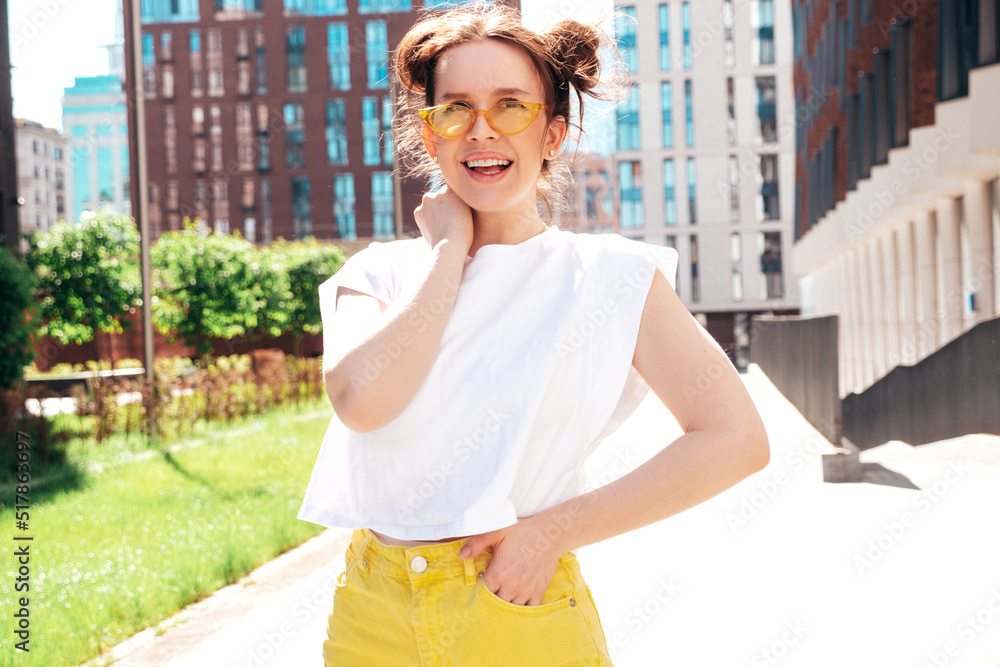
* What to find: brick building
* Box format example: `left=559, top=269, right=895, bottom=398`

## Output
left=792, top=0, right=1000, bottom=395
left=123, top=0, right=506, bottom=245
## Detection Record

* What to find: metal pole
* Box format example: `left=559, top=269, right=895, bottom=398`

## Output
left=125, top=0, right=156, bottom=443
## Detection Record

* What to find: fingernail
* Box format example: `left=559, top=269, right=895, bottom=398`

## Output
left=458, top=547, right=469, bottom=559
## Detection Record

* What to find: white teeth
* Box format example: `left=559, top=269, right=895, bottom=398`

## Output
left=465, top=158, right=511, bottom=168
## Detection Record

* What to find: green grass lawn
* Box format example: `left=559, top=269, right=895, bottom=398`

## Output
left=0, top=399, right=333, bottom=667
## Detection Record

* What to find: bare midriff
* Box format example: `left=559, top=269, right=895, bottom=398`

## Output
left=370, top=529, right=472, bottom=548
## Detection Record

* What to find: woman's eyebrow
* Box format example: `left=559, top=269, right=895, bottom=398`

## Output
left=437, top=87, right=532, bottom=102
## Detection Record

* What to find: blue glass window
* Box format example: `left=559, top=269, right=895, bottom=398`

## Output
left=684, top=80, right=694, bottom=146
left=328, top=23, right=350, bottom=91
left=758, top=0, right=775, bottom=64
left=334, top=173, right=356, bottom=239
left=371, top=172, right=394, bottom=238
left=326, top=99, right=348, bottom=166
left=617, top=86, right=640, bottom=151
left=658, top=4, right=671, bottom=70
left=663, top=159, right=676, bottom=226
left=142, top=33, right=155, bottom=67
left=686, top=157, right=697, bottom=224
left=616, top=7, right=638, bottom=72
left=618, top=161, right=644, bottom=229
left=382, top=97, right=394, bottom=165
left=366, top=21, right=389, bottom=89
left=72, top=126, right=88, bottom=138
left=283, top=0, right=347, bottom=15
left=292, top=176, right=312, bottom=239
left=682, top=2, right=692, bottom=69
left=287, top=26, right=307, bottom=93
left=359, top=0, right=410, bottom=12
left=190, top=29, right=201, bottom=53
left=285, top=103, right=306, bottom=167
left=661, top=81, right=673, bottom=148
left=73, top=147, right=90, bottom=217
left=141, top=0, right=199, bottom=24
left=363, top=97, right=381, bottom=166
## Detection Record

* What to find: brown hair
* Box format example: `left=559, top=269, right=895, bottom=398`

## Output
left=392, top=2, right=623, bottom=217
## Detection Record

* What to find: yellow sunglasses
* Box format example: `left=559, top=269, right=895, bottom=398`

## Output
left=419, top=101, right=551, bottom=138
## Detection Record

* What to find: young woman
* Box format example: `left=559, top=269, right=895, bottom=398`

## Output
left=298, top=4, right=770, bottom=665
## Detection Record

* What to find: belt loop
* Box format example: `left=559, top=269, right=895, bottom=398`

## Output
left=464, top=553, right=477, bottom=586
left=357, top=529, right=374, bottom=576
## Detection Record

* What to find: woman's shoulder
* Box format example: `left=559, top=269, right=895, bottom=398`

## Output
left=550, top=229, right=679, bottom=287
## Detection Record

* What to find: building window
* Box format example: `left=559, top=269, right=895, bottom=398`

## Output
left=722, top=0, right=735, bottom=67
left=241, top=177, right=255, bottom=211
left=166, top=180, right=180, bottom=212
left=190, top=29, right=203, bottom=97
left=212, top=178, right=230, bottom=233
left=363, top=97, right=382, bottom=165
left=726, top=77, right=737, bottom=145
left=210, top=105, right=223, bottom=172
left=617, top=85, right=641, bottom=151
left=663, top=158, right=676, bottom=226
left=261, top=178, right=273, bottom=243
left=690, top=234, right=700, bottom=301
left=686, top=157, right=697, bottom=224
left=236, top=104, right=254, bottom=171
left=193, top=139, right=207, bottom=173
left=359, top=0, right=409, bottom=12
left=874, top=49, right=891, bottom=166
left=191, top=106, right=205, bottom=136
left=619, top=161, right=644, bottom=229
left=255, top=28, right=267, bottom=94
left=756, top=0, right=775, bottom=65
left=681, top=2, right=692, bottom=69
left=285, top=103, right=306, bottom=168
left=214, top=0, right=263, bottom=19
left=283, top=0, right=347, bottom=15
left=206, top=29, right=224, bottom=97
left=759, top=231, right=783, bottom=299
left=759, top=154, right=779, bottom=221
left=731, top=233, right=744, bottom=301
left=190, top=28, right=201, bottom=53
left=616, top=7, right=638, bottom=72
left=238, top=60, right=252, bottom=96
left=860, top=73, right=874, bottom=179
left=326, top=99, right=348, bottom=166
left=372, top=172, right=395, bottom=238
left=142, top=0, right=200, bottom=23
left=661, top=81, right=673, bottom=148
left=366, top=21, right=389, bottom=89
left=164, top=107, right=177, bottom=173
left=728, top=155, right=740, bottom=221
left=938, top=0, right=978, bottom=100
left=892, top=21, right=911, bottom=148
left=381, top=97, right=394, bottom=166
left=160, top=32, right=173, bottom=61
left=292, top=176, right=312, bottom=239
left=658, top=4, right=671, bottom=70
left=755, top=76, right=777, bottom=143
left=328, top=22, right=350, bottom=91
left=161, top=64, right=175, bottom=98
left=73, top=147, right=90, bottom=215
left=334, top=173, right=356, bottom=239
left=286, top=26, right=307, bottom=93
left=142, top=33, right=156, bottom=98
left=847, top=92, right=860, bottom=190
left=684, top=80, right=694, bottom=146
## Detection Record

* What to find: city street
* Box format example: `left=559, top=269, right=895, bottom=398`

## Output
left=87, top=364, right=1000, bottom=667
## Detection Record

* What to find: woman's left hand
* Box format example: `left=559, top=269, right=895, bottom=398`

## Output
left=457, top=514, right=562, bottom=606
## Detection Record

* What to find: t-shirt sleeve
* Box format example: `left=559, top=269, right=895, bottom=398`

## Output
left=586, top=237, right=679, bottom=445
left=318, top=242, right=396, bottom=356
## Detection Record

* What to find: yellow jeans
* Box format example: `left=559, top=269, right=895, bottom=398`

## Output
left=323, top=528, right=614, bottom=666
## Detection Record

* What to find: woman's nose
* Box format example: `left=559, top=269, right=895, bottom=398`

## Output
left=466, top=109, right=498, bottom=141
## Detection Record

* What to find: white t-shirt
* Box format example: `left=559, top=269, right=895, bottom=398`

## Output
left=298, top=225, right=678, bottom=540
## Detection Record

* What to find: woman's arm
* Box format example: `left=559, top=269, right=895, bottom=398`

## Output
left=324, top=186, right=474, bottom=433
left=459, top=267, right=770, bottom=604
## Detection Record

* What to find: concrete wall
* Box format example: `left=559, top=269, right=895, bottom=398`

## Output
left=750, top=314, right=841, bottom=443
left=843, top=315, right=1000, bottom=449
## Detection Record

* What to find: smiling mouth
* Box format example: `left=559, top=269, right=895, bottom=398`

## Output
left=463, top=158, right=512, bottom=175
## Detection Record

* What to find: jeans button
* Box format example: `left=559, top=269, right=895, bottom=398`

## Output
left=410, top=556, right=428, bottom=573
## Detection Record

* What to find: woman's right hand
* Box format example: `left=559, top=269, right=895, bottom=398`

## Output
left=414, top=185, right=474, bottom=256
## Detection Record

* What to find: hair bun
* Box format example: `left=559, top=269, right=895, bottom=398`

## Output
left=545, top=20, right=603, bottom=96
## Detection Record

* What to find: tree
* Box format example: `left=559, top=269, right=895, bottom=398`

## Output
left=152, top=221, right=289, bottom=360
left=27, top=213, right=141, bottom=368
left=0, top=247, right=38, bottom=389
left=271, top=238, right=345, bottom=354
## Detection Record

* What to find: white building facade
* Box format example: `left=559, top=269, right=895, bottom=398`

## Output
left=14, top=118, right=68, bottom=235
left=61, top=75, right=131, bottom=225
left=613, top=0, right=799, bottom=361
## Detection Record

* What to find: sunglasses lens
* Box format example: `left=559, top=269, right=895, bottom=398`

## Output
left=429, top=106, right=474, bottom=138
left=489, top=102, right=535, bottom=134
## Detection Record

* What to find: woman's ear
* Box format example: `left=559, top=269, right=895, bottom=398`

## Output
left=544, top=115, right=568, bottom=158
left=421, top=124, right=438, bottom=163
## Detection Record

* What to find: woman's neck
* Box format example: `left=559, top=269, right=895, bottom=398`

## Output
left=468, top=204, right=548, bottom=257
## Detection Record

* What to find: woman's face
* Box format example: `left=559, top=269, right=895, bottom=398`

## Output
left=421, top=39, right=566, bottom=216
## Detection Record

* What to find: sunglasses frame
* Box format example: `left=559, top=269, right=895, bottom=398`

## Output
left=419, top=101, right=552, bottom=138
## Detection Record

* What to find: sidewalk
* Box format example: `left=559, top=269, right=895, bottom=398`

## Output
left=87, top=365, right=1000, bottom=666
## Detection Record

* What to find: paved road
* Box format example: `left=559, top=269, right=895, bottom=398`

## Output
left=90, top=365, right=1000, bottom=666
